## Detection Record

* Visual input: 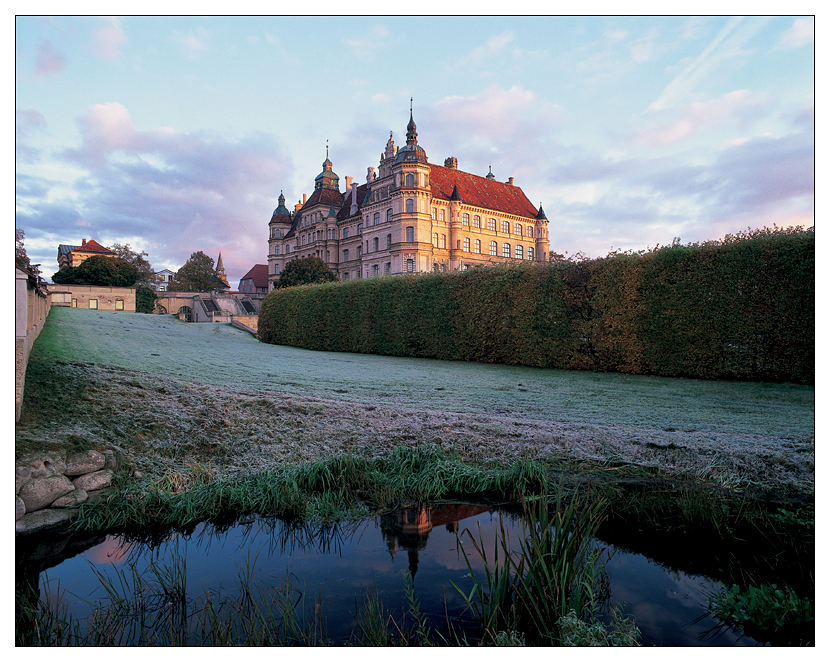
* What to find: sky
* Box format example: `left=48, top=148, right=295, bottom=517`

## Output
left=15, top=13, right=815, bottom=287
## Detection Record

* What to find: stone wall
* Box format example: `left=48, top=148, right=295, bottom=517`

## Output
left=16, top=448, right=129, bottom=535
left=50, top=284, right=136, bottom=312
left=16, top=268, right=51, bottom=422
left=233, top=315, right=259, bottom=333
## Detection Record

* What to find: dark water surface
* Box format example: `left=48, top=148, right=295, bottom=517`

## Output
left=23, top=505, right=758, bottom=646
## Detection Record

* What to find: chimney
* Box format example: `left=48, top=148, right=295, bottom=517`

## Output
left=82, top=239, right=87, bottom=245
left=346, top=176, right=353, bottom=190
left=444, top=157, right=458, bottom=169
left=303, top=193, right=307, bottom=204
left=508, top=177, right=514, bottom=186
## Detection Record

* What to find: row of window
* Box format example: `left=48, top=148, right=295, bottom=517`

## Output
left=70, top=298, right=124, bottom=310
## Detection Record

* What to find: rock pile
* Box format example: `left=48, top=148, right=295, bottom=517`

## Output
left=16, top=449, right=123, bottom=535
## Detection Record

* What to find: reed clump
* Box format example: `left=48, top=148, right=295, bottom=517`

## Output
left=72, top=446, right=548, bottom=533
left=453, top=486, right=639, bottom=645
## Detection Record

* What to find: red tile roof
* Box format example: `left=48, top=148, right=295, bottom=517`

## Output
left=429, top=164, right=539, bottom=219
left=337, top=183, right=368, bottom=221
left=73, top=239, right=117, bottom=255
left=239, top=264, right=269, bottom=289
left=302, top=187, right=344, bottom=210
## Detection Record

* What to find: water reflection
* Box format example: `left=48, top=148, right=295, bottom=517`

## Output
left=17, top=503, right=760, bottom=646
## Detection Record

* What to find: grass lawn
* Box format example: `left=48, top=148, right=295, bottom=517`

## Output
left=17, top=307, right=814, bottom=492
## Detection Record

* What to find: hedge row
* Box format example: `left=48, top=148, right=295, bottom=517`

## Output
left=258, top=226, right=814, bottom=383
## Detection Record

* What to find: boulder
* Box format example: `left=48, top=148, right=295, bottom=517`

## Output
left=19, top=451, right=67, bottom=477
left=19, top=474, right=75, bottom=512
left=73, top=469, right=113, bottom=492
left=102, top=449, right=119, bottom=472
left=16, top=508, right=77, bottom=535
left=65, top=450, right=106, bottom=476
left=16, top=497, right=25, bottom=520
left=52, top=489, right=89, bottom=508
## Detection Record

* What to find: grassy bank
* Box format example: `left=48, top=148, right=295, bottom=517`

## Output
left=17, top=308, right=815, bottom=494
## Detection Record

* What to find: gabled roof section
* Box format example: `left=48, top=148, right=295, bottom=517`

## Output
left=73, top=239, right=116, bottom=255
left=337, top=183, right=368, bottom=221
left=302, top=187, right=344, bottom=211
left=239, top=264, right=268, bottom=288
left=429, top=164, right=538, bottom=219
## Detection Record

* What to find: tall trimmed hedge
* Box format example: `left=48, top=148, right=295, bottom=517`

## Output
left=258, top=227, right=813, bottom=383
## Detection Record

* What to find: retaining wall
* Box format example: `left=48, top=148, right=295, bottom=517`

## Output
left=16, top=268, right=51, bottom=422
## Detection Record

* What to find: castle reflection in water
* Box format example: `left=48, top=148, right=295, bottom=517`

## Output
left=379, top=504, right=490, bottom=582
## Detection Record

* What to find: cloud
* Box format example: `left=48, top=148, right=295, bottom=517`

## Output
left=35, top=38, right=66, bottom=78
left=776, top=17, right=814, bottom=50
left=648, top=16, right=770, bottom=112
left=631, top=89, right=770, bottom=146
left=343, top=25, right=394, bottom=61
left=91, top=17, right=127, bottom=60
left=20, top=103, right=294, bottom=281
left=451, top=31, right=515, bottom=69
left=173, top=27, right=210, bottom=59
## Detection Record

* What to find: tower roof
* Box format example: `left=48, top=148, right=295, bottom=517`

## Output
left=395, top=102, right=428, bottom=165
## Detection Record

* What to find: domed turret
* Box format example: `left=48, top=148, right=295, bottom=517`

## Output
left=314, top=143, right=340, bottom=191
left=395, top=100, right=428, bottom=165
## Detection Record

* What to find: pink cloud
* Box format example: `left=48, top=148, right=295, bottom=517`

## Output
left=631, top=90, right=769, bottom=147
left=35, top=38, right=65, bottom=78
left=91, top=17, right=127, bottom=60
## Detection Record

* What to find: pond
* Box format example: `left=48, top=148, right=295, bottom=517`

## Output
left=17, top=503, right=764, bottom=646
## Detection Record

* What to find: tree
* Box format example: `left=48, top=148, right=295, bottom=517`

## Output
left=76, top=255, right=139, bottom=286
left=16, top=229, right=38, bottom=274
left=277, top=256, right=338, bottom=289
left=108, top=243, right=158, bottom=287
left=135, top=285, right=157, bottom=314
left=168, top=251, right=225, bottom=292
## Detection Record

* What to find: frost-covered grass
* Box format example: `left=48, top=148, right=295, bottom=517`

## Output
left=18, top=307, right=815, bottom=492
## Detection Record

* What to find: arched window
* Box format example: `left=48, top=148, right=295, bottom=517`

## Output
left=474, top=239, right=481, bottom=254
left=374, top=212, right=380, bottom=226
left=440, top=209, right=445, bottom=222
left=343, top=249, right=349, bottom=261
left=528, top=246, right=534, bottom=261
left=406, top=226, right=414, bottom=242
left=384, top=262, right=391, bottom=274
left=503, top=243, right=510, bottom=257
left=431, top=208, right=437, bottom=220
left=357, top=223, right=362, bottom=235
left=406, top=198, right=414, bottom=213
left=440, top=234, right=446, bottom=249
left=463, top=237, right=470, bottom=252
left=527, top=225, right=534, bottom=237
left=372, top=264, right=379, bottom=276
left=274, top=264, right=280, bottom=274
left=406, top=173, right=414, bottom=187
left=373, top=237, right=379, bottom=252
left=501, top=220, right=510, bottom=233
left=433, top=233, right=438, bottom=247
left=387, top=208, right=392, bottom=222
left=473, top=215, right=481, bottom=228
left=343, top=228, right=349, bottom=239
left=433, top=263, right=439, bottom=273
left=274, top=246, right=280, bottom=255
left=515, top=245, right=523, bottom=259
left=462, top=213, right=470, bottom=226
left=386, top=234, right=392, bottom=248
left=488, top=218, right=496, bottom=231
left=515, top=224, right=522, bottom=236
left=406, top=258, right=414, bottom=272
left=489, top=241, right=497, bottom=256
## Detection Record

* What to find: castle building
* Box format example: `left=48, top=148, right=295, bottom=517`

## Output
left=267, top=108, right=549, bottom=290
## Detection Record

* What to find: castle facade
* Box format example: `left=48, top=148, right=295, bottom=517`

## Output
left=267, top=109, right=549, bottom=290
